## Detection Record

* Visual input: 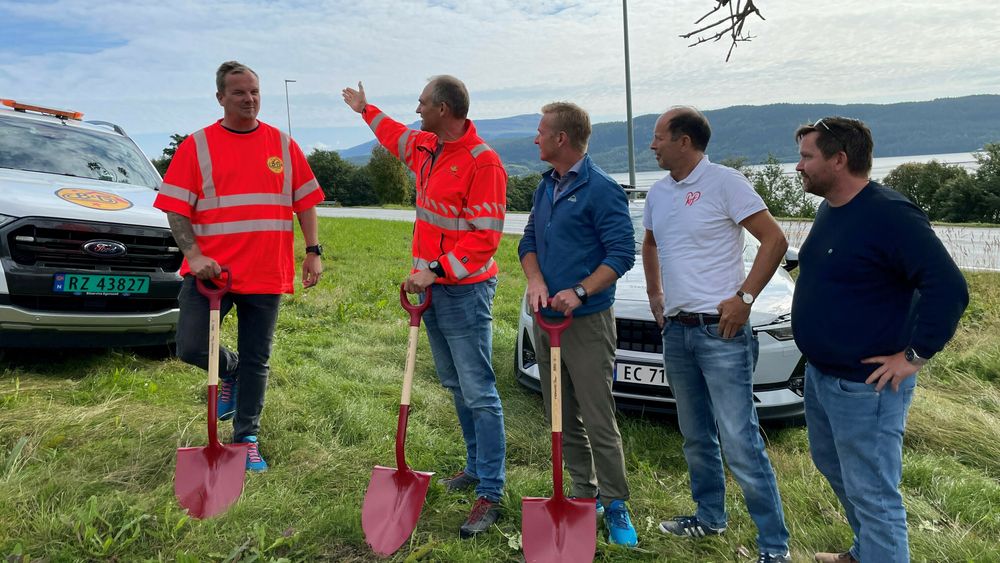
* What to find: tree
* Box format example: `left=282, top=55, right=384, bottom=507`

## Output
left=151, top=133, right=188, bottom=176
left=721, top=155, right=816, bottom=218
left=366, top=145, right=413, bottom=205
left=306, top=148, right=376, bottom=206
left=506, top=173, right=543, bottom=212
left=882, top=161, right=970, bottom=221
left=683, top=0, right=765, bottom=61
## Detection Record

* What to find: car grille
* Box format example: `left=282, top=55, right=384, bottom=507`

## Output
left=6, top=219, right=182, bottom=272
left=7, top=294, right=175, bottom=313
left=616, top=318, right=662, bottom=354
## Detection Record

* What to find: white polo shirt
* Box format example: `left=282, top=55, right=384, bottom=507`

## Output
left=642, top=155, right=766, bottom=317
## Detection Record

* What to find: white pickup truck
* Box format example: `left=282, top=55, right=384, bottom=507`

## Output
left=0, top=99, right=182, bottom=351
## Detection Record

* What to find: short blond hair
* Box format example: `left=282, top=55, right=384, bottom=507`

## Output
left=542, top=102, right=591, bottom=153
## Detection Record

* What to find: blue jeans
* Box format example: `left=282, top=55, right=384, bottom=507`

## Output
left=422, top=277, right=506, bottom=502
left=805, top=363, right=916, bottom=563
left=662, top=319, right=789, bottom=555
left=175, top=276, right=280, bottom=442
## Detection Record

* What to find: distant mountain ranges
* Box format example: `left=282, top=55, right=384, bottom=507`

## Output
left=341, top=95, right=1000, bottom=176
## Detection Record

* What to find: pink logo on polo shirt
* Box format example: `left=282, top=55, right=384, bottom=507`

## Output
left=685, top=191, right=702, bottom=206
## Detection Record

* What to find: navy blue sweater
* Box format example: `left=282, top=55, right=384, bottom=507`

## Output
left=791, top=182, right=969, bottom=382
left=518, top=155, right=635, bottom=317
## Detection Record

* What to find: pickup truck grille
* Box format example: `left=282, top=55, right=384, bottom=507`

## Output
left=6, top=219, right=182, bottom=272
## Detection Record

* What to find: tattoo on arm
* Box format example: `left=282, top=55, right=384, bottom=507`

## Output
left=166, top=212, right=198, bottom=255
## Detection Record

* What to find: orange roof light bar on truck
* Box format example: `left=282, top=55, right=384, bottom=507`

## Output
left=1, top=98, right=84, bottom=120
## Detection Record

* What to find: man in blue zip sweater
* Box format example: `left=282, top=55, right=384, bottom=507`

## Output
left=518, top=102, right=638, bottom=547
left=792, top=117, right=968, bottom=563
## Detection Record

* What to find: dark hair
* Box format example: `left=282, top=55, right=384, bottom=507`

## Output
left=216, top=61, right=258, bottom=94
left=541, top=101, right=591, bottom=152
left=666, top=107, right=711, bottom=151
left=428, top=75, right=470, bottom=119
left=795, top=116, right=874, bottom=176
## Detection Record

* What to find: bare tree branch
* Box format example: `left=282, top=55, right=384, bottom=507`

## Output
left=681, top=0, right=766, bottom=62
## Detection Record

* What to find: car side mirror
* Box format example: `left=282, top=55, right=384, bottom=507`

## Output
left=783, top=247, right=799, bottom=272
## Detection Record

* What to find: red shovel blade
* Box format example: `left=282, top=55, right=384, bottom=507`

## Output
left=175, top=442, right=250, bottom=519
left=522, top=496, right=596, bottom=563
left=362, top=466, right=433, bottom=557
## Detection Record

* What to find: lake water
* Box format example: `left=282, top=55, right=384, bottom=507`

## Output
left=610, top=152, right=980, bottom=190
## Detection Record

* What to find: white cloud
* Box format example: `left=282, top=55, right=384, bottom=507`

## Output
left=3, top=0, right=998, bottom=157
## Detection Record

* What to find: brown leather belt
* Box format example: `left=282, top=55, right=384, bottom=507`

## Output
left=669, top=312, right=722, bottom=326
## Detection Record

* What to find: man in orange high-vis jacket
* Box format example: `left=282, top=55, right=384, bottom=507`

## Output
left=343, top=76, right=507, bottom=538
left=155, top=61, right=325, bottom=472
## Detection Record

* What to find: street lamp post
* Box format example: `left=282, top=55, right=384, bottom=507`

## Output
left=284, top=79, right=296, bottom=137
left=622, top=0, right=637, bottom=189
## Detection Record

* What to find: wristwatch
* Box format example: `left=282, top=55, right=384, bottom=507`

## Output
left=572, top=283, right=588, bottom=303
left=428, top=260, right=446, bottom=278
left=737, top=290, right=755, bottom=305
left=305, top=244, right=323, bottom=256
left=904, top=346, right=928, bottom=366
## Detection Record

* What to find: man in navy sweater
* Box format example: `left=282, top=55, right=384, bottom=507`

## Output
left=518, top=102, right=638, bottom=547
left=791, top=117, right=969, bottom=563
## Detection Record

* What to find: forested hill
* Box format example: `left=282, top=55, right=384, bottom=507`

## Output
left=487, top=95, right=1000, bottom=175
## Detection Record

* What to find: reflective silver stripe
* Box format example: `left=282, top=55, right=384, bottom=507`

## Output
left=470, top=143, right=491, bottom=158
left=196, top=193, right=291, bottom=211
left=192, top=129, right=216, bottom=198
left=369, top=113, right=386, bottom=133
left=417, top=207, right=468, bottom=231
left=445, top=252, right=469, bottom=279
left=481, top=202, right=492, bottom=213
left=192, top=219, right=293, bottom=236
left=159, top=182, right=197, bottom=206
left=467, top=258, right=496, bottom=279
left=448, top=205, right=459, bottom=215
left=429, top=199, right=438, bottom=212
left=468, top=216, right=504, bottom=232
left=294, top=178, right=321, bottom=202
left=413, top=257, right=430, bottom=270
left=280, top=131, right=292, bottom=196
left=397, top=131, right=412, bottom=163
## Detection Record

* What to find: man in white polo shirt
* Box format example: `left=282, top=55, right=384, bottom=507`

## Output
left=642, top=106, right=791, bottom=563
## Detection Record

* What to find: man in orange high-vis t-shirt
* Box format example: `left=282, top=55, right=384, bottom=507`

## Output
left=343, top=77, right=507, bottom=538
left=155, top=61, right=325, bottom=472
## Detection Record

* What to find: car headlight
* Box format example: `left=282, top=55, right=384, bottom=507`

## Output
left=761, top=325, right=795, bottom=341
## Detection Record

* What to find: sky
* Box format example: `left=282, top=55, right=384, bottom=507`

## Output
left=3, top=0, right=999, bottom=159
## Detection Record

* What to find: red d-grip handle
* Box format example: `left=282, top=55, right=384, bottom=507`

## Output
left=534, top=298, right=573, bottom=347
left=400, top=284, right=432, bottom=326
left=195, top=267, right=232, bottom=311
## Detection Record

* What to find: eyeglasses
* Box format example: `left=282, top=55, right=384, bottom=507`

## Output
left=813, top=118, right=848, bottom=151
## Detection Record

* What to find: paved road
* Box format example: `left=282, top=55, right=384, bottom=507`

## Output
left=317, top=207, right=1000, bottom=271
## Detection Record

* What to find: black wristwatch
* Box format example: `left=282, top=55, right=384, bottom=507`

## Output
left=305, top=244, right=323, bottom=256
left=904, top=346, right=928, bottom=366
left=572, top=283, right=588, bottom=303
left=428, top=260, right=446, bottom=278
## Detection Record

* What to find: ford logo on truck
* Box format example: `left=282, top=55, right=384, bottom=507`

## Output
left=82, top=240, right=128, bottom=257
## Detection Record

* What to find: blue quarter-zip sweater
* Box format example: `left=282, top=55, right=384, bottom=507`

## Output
left=518, top=154, right=636, bottom=317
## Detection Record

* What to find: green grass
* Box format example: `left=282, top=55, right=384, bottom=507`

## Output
left=2, top=217, right=999, bottom=562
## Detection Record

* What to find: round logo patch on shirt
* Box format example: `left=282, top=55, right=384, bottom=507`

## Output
left=267, top=156, right=284, bottom=174
left=55, top=188, right=133, bottom=211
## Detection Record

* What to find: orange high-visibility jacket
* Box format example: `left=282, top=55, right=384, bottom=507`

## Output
left=363, top=105, right=506, bottom=285
left=154, top=121, right=324, bottom=294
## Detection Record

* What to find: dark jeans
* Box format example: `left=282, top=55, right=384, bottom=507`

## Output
left=175, top=276, right=280, bottom=442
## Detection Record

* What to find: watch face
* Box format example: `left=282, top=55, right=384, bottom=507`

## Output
left=740, top=292, right=754, bottom=304
left=904, top=348, right=915, bottom=362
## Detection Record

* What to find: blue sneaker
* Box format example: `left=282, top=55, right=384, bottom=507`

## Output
left=217, top=378, right=237, bottom=421
left=243, top=436, right=268, bottom=472
left=604, top=499, right=638, bottom=547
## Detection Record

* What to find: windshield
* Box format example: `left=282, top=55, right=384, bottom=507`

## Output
left=0, top=114, right=161, bottom=188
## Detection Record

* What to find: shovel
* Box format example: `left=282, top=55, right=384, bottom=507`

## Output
left=522, top=306, right=596, bottom=563
left=175, top=269, right=250, bottom=519
left=362, top=284, right=434, bottom=557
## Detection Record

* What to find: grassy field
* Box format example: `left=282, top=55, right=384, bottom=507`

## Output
left=2, top=217, right=999, bottom=562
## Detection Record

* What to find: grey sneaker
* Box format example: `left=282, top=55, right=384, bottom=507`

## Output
left=459, top=497, right=500, bottom=538
left=757, top=552, right=791, bottom=563
left=658, top=515, right=726, bottom=537
left=439, top=470, right=479, bottom=493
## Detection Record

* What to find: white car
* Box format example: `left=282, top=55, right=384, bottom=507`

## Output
left=514, top=204, right=806, bottom=422
left=0, top=99, right=182, bottom=351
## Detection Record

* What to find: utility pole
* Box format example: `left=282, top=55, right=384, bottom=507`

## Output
left=284, top=79, right=297, bottom=137
left=622, top=0, right=637, bottom=189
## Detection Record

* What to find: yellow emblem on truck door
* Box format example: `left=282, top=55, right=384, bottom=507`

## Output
left=56, top=188, right=133, bottom=210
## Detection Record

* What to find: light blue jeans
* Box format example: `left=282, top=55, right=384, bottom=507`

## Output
left=805, top=363, right=916, bottom=563
left=662, top=319, right=789, bottom=555
left=422, top=277, right=506, bottom=502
